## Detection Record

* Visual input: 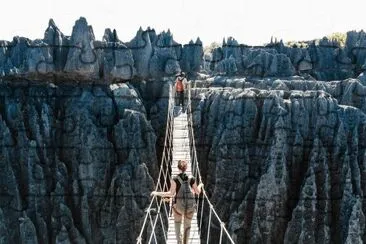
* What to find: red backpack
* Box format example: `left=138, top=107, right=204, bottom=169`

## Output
left=176, top=79, right=184, bottom=92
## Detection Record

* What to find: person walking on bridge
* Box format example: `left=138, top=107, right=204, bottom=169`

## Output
left=151, top=160, right=203, bottom=244
left=175, top=72, right=188, bottom=111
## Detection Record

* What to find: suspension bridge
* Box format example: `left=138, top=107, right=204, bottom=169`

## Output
left=136, top=84, right=235, bottom=244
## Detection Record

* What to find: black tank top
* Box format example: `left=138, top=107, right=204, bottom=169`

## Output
left=173, top=173, right=195, bottom=195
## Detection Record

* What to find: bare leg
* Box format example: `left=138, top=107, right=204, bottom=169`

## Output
left=183, top=211, right=194, bottom=244
left=173, top=207, right=183, bottom=244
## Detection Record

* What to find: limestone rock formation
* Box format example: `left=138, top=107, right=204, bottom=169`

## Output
left=190, top=77, right=366, bottom=243
left=307, top=38, right=353, bottom=80
left=96, top=28, right=136, bottom=82
left=44, top=19, right=70, bottom=72
left=277, top=41, right=313, bottom=72
left=180, top=38, right=203, bottom=75
left=345, top=30, right=366, bottom=73
left=0, top=18, right=204, bottom=81
left=205, top=31, right=366, bottom=80
left=149, top=30, right=181, bottom=78
left=0, top=37, right=54, bottom=77
left=210, top=40, right=296, bottom=77
left=99, top=39, right=135, bottom=82
left=128, top=27, right=153, bottom=79
left=64, top=17, right=99, bottom=79
left=0, top=81, right=166, bottom=243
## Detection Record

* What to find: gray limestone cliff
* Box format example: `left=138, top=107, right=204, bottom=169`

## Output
left=0, top=17, right=203, bottom=82
left=206, top=33, right=366, bottom=80
left=190, top=77, right=366, bottom=243
left=0, top=80, right=173, bottom=243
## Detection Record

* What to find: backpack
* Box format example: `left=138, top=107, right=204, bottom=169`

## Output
left=175, top=79, right=184, bottom=92
left=175, top=175, right=196, bottom=212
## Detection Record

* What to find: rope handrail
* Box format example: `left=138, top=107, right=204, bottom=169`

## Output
left=136, top=82, right=175, bottom=244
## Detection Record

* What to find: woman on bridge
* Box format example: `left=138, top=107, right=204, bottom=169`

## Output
left=151, top=160, right=204, bottom=244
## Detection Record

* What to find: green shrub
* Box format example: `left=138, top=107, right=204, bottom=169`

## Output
left=203, top=42, right=221, bottom=55
left=327, top=32, right=347, bottom=47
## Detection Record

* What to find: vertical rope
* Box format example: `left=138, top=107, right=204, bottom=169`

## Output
left=199, top=195, right=204, bottom=233
left=219, top=222, right=224, bottom=244
left=206, top=206, right=212, bottom=244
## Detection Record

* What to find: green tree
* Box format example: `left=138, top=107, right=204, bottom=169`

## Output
left=327, top=32, right=347, bottom=47
left=203, top=42, right=221, bottom=55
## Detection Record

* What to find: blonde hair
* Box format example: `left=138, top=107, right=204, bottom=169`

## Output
left=177, top=160, right=187, bottom=172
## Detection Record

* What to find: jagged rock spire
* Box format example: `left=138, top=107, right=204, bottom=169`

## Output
left=103, top=28, right=119, bottom=42
left=64, top=17, right=99, bottom=78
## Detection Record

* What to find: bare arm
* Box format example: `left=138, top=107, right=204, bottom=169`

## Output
left=151, top=180, right=176, bottom=198
left=192, top=182, right=204, bottom=195
left=183, top=78, right=190, bottom=89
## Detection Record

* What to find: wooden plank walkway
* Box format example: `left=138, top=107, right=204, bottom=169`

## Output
left=167, top=107, right=200, bottom=244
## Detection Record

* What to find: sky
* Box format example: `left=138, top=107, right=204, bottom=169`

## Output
left=1, top=0, right=365, bottom=46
